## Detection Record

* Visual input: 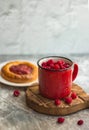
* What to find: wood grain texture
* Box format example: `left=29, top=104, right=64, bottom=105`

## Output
left=26, top=83, right=89, bottom=116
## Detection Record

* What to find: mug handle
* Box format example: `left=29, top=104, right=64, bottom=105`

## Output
left=72, top=63, right=78, bottom=81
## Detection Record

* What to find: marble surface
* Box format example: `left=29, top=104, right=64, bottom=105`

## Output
left=0, top=55, right=89, bottom=130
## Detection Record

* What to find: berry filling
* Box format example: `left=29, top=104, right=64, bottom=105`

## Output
left=41, top=59, right=70, bottom=70
left=10, top=64, right=32, bottom=75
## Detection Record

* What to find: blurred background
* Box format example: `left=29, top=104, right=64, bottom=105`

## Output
left=0, top=0, right=88, bottom=55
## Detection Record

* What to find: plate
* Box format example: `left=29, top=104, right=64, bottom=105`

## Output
left=0, top=60, right=39, bottom=87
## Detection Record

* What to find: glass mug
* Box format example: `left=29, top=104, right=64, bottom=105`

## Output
left=37, top=56, right=78, bottom=99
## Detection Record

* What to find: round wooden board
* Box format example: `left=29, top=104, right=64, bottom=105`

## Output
left=26, top=83, right=89, bottom=115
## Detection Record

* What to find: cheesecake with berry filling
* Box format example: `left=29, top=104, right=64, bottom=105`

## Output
left=1, top=61, right=38, bottom=83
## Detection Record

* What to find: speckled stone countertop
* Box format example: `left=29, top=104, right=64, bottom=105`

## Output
left=0, top=55, right=89, bottom=130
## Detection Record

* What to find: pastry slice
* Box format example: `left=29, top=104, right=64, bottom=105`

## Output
left=1, top=61, right=38, bottom=83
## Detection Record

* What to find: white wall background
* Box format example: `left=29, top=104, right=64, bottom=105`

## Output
left=0, top=0, right=88, bottom=55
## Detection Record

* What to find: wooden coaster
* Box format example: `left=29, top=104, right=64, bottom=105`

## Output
left=26, top=84, right=89, bottom=115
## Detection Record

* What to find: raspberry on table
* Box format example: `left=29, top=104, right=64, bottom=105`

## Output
left=13, top=90, right=20, bottom=97
left=57, top=117, right=65, bottom=124
left=77, top=120, right=84, bottom=125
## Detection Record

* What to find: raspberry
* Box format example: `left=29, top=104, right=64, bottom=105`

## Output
left=46, top=66, right=51, bottom=69
left=41, top=59, right=71, bottom=70
left=46, top=59, right=54, bottom=66
left=77, top=120, right=84, bottom=125
left=50, top=63, right=55, bottom=68
left=71, top=92, right=77, bottom=99
left=53, top=64, right=60, bottom=70
left=13, top=90, right=20, bottom=97
left=65, top=97, right=72, bottom=104
left=54, top=99, right=61, bottom=106
left=64, top=63, right=70, bottom=68
left=41, top=62, right=47, bottom=67
left=60, top=64, right=66, bottom=69
left=57, top=117, right=65, bottom=124
left=57, top=60, right=65, bottom=65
